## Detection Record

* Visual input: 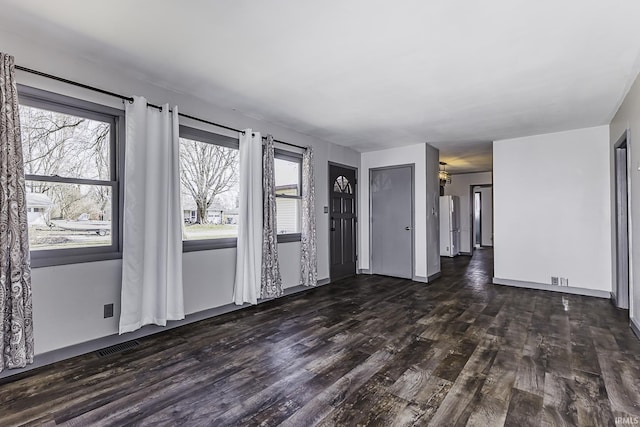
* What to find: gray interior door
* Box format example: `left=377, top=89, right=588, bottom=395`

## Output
left=329, top=164, right=357, bottom=281
left=370, top=165, right=413, bottom=279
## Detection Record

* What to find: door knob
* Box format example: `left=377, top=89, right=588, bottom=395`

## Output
left=405, top=226, right=411, bottom=231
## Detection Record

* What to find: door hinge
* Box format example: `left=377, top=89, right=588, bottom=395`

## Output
left=355, top=254, right=358, bottom=261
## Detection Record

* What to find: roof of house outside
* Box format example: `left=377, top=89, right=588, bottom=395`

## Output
left=27, top=193, right=53, bottom=208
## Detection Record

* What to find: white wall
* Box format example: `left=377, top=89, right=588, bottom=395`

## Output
left=493, top=126, right=612, bottom=293
left=3, top=29, right=360, bottom=356
left=444, top=172, right=493, bottom=253
left=610, top=71, right=640, bottom=326
left=360, top=143, right=438, bottom=280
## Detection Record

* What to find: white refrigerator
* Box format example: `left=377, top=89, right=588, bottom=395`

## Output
left=440, top=195, right=460, bottom=257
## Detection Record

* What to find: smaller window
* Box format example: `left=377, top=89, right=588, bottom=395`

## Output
left=274, top=151, right=302, bottom=240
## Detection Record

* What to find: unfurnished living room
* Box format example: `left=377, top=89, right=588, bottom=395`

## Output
left=1, top=1, right=640, bottom=426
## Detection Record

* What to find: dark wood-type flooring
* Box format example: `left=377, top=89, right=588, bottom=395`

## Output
left=2, top=249, right=640, bottom=426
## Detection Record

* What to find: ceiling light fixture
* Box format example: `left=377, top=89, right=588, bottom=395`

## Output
left=439, top=161, right=451, bottom=186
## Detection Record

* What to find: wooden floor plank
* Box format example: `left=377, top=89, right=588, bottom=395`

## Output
left=1, top=248, right=639, bottom=426
left=541, top=372, right=579, bottom=427
left=505, top=388, right=543, bottom=427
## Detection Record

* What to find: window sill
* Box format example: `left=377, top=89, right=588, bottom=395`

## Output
left=182, top=238, right=237, bottom=252
left=183, top=233, right=301, bottom=251
left=31, top=251, right=122, bottom=268
left=277, top=233, right=301, bottom=243
left=30, top=234, right=303, bottom=266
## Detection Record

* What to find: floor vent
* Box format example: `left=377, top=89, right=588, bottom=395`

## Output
left=96, top=340, right=140, bottom=358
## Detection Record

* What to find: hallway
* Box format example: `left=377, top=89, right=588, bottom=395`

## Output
left=1, top=249, right=639, bottom=426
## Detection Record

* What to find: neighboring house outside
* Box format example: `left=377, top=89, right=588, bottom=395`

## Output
left=182, top=197, right=238, bottom=225
left=181, top=186, right=299, bottom=232
left=275, top=184, right=300, bottom=234
left=26, top=192, right=53, bottom=226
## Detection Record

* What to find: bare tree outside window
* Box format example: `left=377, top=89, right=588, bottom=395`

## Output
left=19, top=104, right=113, bottom=250
left=179, top=136, right=239, bottom=241
left=21, top=106, right=110, bottom=181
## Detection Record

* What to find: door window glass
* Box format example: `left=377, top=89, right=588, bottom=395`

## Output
left=333, top=175, right=352, bottom=194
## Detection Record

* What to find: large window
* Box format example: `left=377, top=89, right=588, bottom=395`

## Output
left=18, top=85, right=123, bottom=267
left=179, top=126, right=239, bottom=251
left=274, top=150, right=302, bottom=241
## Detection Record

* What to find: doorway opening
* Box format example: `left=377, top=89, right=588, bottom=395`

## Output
left=613, top=132, right=630, bottom=310
left=473, top=191, right=481, bottom=248
left=470, top=184, right=493, bottom=253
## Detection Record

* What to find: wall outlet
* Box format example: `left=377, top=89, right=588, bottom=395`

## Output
left=551, top=276, right=559, bottom=286
left=104, top=303, right=114, bottom=318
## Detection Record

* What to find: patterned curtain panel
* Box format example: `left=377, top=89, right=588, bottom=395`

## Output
left=0, top=53, right=34, bottom=371
left=300, top=146, right=317, bottom=287
left=261, top=135, right=282, bottom=298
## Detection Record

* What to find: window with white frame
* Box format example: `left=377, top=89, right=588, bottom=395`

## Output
left=179, top=125, right=240, bottom=250
left=274, top=151, right=302, bottom=239
left=18, top=85, right=123, bottom=267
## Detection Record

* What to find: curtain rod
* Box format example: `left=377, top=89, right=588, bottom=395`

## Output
left=15, top=65, right=306, bottom=151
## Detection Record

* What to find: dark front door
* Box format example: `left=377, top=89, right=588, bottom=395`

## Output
left=329, top=164, right=357, bottom=281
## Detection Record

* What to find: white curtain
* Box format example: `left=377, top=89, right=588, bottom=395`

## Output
left=119, top=97, right=184, bottom=334
left=233, top=129, right=263, bottom=305
left=300, top=146, right=317, bottom=287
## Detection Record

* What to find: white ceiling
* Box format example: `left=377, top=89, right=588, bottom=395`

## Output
left=2, top=0, right=640, bottom=173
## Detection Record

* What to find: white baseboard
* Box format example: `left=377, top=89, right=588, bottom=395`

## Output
left=427, top=272, right=441, bottom=282
left=610, top=292, right=618, bottom=307
left=283, top=278, right=330, bottom=296
left=631, top=317, right=640, bottom=340
left=359, top=270, right=435, bottom=283
left=0, top=277, right=331, bottom=381
left=492, top=277, right=610, bottom=299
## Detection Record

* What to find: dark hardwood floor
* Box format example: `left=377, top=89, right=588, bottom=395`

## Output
left=2, top=249, right=640, bottom=426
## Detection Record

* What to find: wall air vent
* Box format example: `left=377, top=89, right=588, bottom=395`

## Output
left=96, top=340, right=140, bottom=358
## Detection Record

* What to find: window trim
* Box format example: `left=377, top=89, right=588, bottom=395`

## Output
left=179, top=125, right=240, bottom=251
left=179, top=130, right=304, bottom=250
left=179, top=125, right=239, bottom=150
left=274, top=149, right=303, bottom=243
left=18, top=84, right=124, bottom=268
